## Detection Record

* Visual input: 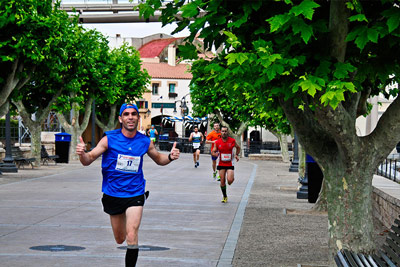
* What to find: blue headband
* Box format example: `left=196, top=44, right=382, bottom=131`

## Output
left=119, top=103, right=139, bottom=116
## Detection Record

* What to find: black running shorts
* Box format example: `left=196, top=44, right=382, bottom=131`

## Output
left=102, top=193, right=145, bottom=215
left=217, top=166, right=234, bottom=170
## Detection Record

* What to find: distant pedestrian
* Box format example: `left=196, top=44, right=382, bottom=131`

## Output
left=138, top=126, right=146, bottom=135
left=147, top=125, right=158, bottom=143
left=211, top=126, right=240, bottom=203
left=189, top=126, right=204, bottom=168
left=76, top=103, right=180, bottom=267
left=206, top=122, right=221, bottom=180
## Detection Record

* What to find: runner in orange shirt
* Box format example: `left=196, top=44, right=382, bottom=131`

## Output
left=206, top=122, right=221, bottom=180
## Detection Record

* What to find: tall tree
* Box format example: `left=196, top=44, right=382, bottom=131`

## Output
left=10, top=8, right=78, bottom=166
left=53, top=27, right=110, bottom=161
left=0, top=0, right=68, bottom=115
left=140, top=0, right=400, bottom=256
left=190, top=57, right=291, bottom=160
left=95, top=44, right=151, bottom=133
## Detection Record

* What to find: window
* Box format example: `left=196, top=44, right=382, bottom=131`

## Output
left=152, top=83, right=159, bottom=95
left=136, top=101, right=148, bottom=109
left=169, top=83, right=175, bottom=93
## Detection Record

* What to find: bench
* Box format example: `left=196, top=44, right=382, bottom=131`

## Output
left=41, top=145, right=59, bottom=165
left=11, top=146, right=36, bottom=169
left=335, top=216, right=400, bottom=267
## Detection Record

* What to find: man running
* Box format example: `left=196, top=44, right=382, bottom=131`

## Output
left=76, top=103, right=180, bottom=267
left=147, top=125, right=158, bottom=143
left=211, top=126, right=240, bottom=203
left=189, top=126, right=204, bottom=168
left=206, top=122, right=221, bottom=180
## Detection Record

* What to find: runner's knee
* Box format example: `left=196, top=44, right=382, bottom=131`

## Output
left=114, top=235, right=126, bottom=244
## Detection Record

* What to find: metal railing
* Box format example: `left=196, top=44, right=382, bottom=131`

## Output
left=377, top=158, right=400, bottom=182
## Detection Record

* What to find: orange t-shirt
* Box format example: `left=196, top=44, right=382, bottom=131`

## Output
left=206, top=130, right=221, bottom=150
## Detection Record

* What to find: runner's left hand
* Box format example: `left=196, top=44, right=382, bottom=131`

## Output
left=170, top=142, right=180, bottom=160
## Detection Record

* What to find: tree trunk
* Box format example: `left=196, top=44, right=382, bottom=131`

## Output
left=57, top=97, right=93, bottom=161
left=1, top=60, right=33, bottom=115
left=96, top=103, right=119, bottom=132
left=324, top=162, right=375, bottom=254
left=272, top=131, right=290, bottom=162
left=214, top=110, right=248, bottom=157
left=29, top=126, right=42, bottom=167
left=12, top=92, right=61, bottom=167
left=298, top=142, right=306, bottom=178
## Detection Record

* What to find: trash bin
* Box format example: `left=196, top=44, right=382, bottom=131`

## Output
left=55, top=133, right=71, bottom=163
left=306, top=154, right=324, bottom=203
left=158, top=134, right=168, bottom=151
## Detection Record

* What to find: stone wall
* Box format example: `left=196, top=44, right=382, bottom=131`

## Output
left=372, top=186, right=400, bottom=229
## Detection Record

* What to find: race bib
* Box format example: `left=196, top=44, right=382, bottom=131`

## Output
left=221, top=153, right=232, bottom=162
left=193, top=142, right=200, bottom=149
left=115, top=154, right=141, bottom=173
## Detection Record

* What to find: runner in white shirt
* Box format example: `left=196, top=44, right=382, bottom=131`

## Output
left=189, top=126, right=204, bottom=168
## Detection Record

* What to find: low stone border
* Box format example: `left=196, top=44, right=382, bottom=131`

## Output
left=248, top=154, right=282, bottom=161
left=373, top=186, right=400, bottom=229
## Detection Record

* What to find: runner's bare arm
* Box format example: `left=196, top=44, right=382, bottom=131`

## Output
left=188, top=132, right=193, bottom=142
left=205, top=135, right=214, bottom=144
left=234, top=141, right=241, bottom=161
left=76, top=136, right=108, bottom=166
left=147, top=141, right=180, bottom=165
left=211, top=144, right=218, bottom=157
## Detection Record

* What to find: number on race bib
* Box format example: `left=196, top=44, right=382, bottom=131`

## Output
left=115, top=154, right=140, bottom=172
left=221, top=153, right=232, bottom=162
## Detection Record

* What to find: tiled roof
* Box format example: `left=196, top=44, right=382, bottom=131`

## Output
left=142, top=62, right=192, bottom=79
left=139, top=38, right=178, bottom=58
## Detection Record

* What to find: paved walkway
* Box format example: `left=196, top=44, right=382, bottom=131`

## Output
left=0, top=153, right=331, bottom=266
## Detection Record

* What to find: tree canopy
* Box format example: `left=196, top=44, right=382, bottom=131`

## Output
left=0, top=0, right=70, bottom=115
left=140, top=0, right=400, bottom=256
left=95, top=43, right=151, bottom=132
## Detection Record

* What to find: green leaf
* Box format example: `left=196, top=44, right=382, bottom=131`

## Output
left=290, top=0, right=320, bottom=20
left=228, top=15, right=248, bottom=28
left=291, top=18, right=313, bottom=43
left=301, top=24, right=313, bottom=43
left=367, top=27, right=379, bottom=43
left=177, top=43, right=198, bottom=59
left=225, top=53, right=248, bottom=65
left=387, top=14, right=400, bottom=33
left=267, top=14, right=290, bottom=32
left=180, top=2, right=199, bottom=18
left=348, top=14, right=368, bottom=22
left=333, top=62, right=356, bottom=79
left=351, top=27, right=369, bottom=50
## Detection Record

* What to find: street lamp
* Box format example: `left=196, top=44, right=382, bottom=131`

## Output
left=173, top=94, right=189, bottom=137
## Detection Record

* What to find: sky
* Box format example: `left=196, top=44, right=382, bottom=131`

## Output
left=83, top=22, right=191, bottom=38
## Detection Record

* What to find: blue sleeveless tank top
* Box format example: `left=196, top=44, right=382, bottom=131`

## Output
left=101, top=129, right=150, bottom=197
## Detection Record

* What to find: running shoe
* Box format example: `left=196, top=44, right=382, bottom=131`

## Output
left=216, top=176, right=221, bottom=181
left=196, top=161, right=199, bottom=167
left=221, top=197, right=228, bottom=203
left=195, top=164, right=197, bottom=168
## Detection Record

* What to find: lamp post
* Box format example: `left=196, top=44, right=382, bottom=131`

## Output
left=289, top=134, right=299, bottom=172
left=1, top=110, right=17, bottom=172
left=173, top=94, right=190, bottom=138
left=161, top=103, right=164, bottom=134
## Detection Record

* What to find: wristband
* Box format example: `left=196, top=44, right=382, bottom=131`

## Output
left=168, top=153, right=174, bottom=161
